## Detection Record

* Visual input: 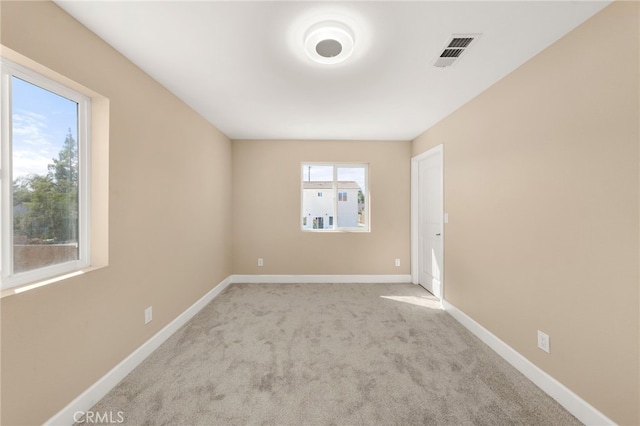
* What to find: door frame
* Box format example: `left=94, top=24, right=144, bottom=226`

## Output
left=411, top=144, right=444, bottom=299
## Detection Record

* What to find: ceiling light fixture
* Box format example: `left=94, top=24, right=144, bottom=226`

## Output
left=304, top=21, right=355, bottom=65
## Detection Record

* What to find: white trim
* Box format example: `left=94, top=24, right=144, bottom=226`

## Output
left=44, top=276, right=233, bottom=426
left=410, top=145, right=444, bottom=297
left=0, top=61, right=12, bottom=283
left=442, top=299, right=616, bottom=426
left=231, top=274, right=412, bottom=284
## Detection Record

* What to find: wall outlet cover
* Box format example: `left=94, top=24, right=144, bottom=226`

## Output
left=537, top=330, right=550, bottom=353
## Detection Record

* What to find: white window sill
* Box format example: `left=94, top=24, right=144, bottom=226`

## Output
left=0, top=265, right=106, bottom=299
left=301, top=228, right=371, bottom=233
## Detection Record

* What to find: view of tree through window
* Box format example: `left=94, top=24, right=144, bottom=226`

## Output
left=301, top=164, right=368, bottom=231
left=10, top=76, right=80, bottom=273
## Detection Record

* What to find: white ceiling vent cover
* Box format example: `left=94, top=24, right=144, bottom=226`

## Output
left=433, top=34, right=481, bottom=68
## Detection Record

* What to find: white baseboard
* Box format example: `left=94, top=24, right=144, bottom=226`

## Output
left=442, top=299, right=615, bottom=426
left=45, top=276, right=233, bottom=426
left=231, top=274, right=413, bottom=284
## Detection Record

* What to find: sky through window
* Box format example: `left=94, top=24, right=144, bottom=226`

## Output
left=11, top=77, right=78, bottom=179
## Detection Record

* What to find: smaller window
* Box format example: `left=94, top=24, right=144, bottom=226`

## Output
left=301, top=163, right=368, bottom=232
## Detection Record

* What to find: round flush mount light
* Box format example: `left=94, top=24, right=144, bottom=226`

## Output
left=304, top=21, right=355, bottom=65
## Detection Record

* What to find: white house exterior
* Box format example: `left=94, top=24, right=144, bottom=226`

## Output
left=302, top=181, right=361, bottom=229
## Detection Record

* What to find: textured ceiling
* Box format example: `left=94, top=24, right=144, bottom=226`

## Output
left=55, top=1, right=610, bottom=141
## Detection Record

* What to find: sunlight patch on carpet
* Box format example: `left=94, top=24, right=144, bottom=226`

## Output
left=380, top=295, right=442, bottom=309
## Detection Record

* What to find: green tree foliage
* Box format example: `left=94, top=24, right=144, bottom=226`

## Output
left=13, top=130, right=78, bottom=244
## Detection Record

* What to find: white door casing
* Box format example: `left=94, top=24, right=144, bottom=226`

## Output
left=411, top=145, right=444, bottom=299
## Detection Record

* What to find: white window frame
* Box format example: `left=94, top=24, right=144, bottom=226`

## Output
left=1, top=58, right=91, bottom=290
left=301, top=163, right=369, bottom=232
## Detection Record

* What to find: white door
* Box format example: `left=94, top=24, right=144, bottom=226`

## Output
left=414, top=146, right=443, bottom=299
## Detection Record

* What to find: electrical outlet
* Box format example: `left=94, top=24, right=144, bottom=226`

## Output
left=537, top=330, right=550, bottom=353
left=395, top=258, right=401, bottom=267
left=257, top=258, right=264, bottom=267
left=145, top=306, right=153, bottom=324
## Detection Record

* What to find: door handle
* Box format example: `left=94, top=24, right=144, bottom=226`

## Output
left=436, top=233, right=441, bottom=236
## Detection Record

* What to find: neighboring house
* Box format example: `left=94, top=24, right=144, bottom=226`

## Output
left=302, top=181, right=361, bottom=229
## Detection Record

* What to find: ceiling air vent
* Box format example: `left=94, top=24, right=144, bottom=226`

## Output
left=433, top=34, right=480, bottom=68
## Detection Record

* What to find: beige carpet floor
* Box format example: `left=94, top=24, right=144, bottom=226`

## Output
left=83, top=283, right=581, bottom=425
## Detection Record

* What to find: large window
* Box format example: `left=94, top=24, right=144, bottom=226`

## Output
left=301, top=163, right=368, bottom=232
left=1, top=59, right=91, bottom=290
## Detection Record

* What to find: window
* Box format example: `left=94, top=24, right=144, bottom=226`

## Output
left=1, top=58, right=91, bottom=290
left=301, top=163, right=368, bottom=231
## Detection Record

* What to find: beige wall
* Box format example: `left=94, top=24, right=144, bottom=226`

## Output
left=413, top=3, right=639, bottom=424
left=0, top=2, right=232, bottom=425
left=232, top=140, right=411, bottom=275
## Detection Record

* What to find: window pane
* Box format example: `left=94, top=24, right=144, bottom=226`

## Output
left=337, top=166, right=366, bottom=228
left=302, top=165, right=334, bottom=229
left=11, top=76, right=80, bottom=273
left=301, top=163, right=368, bottom=232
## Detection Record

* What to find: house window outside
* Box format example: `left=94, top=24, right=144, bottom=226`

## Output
left=313, top=217, right=324, bottom=229
left=301, top=163, right=368, bottom=232
left=1, top=59, right=91, bottom=290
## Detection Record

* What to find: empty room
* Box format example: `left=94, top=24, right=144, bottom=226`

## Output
left=0, top=1, right=638, bottom=425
